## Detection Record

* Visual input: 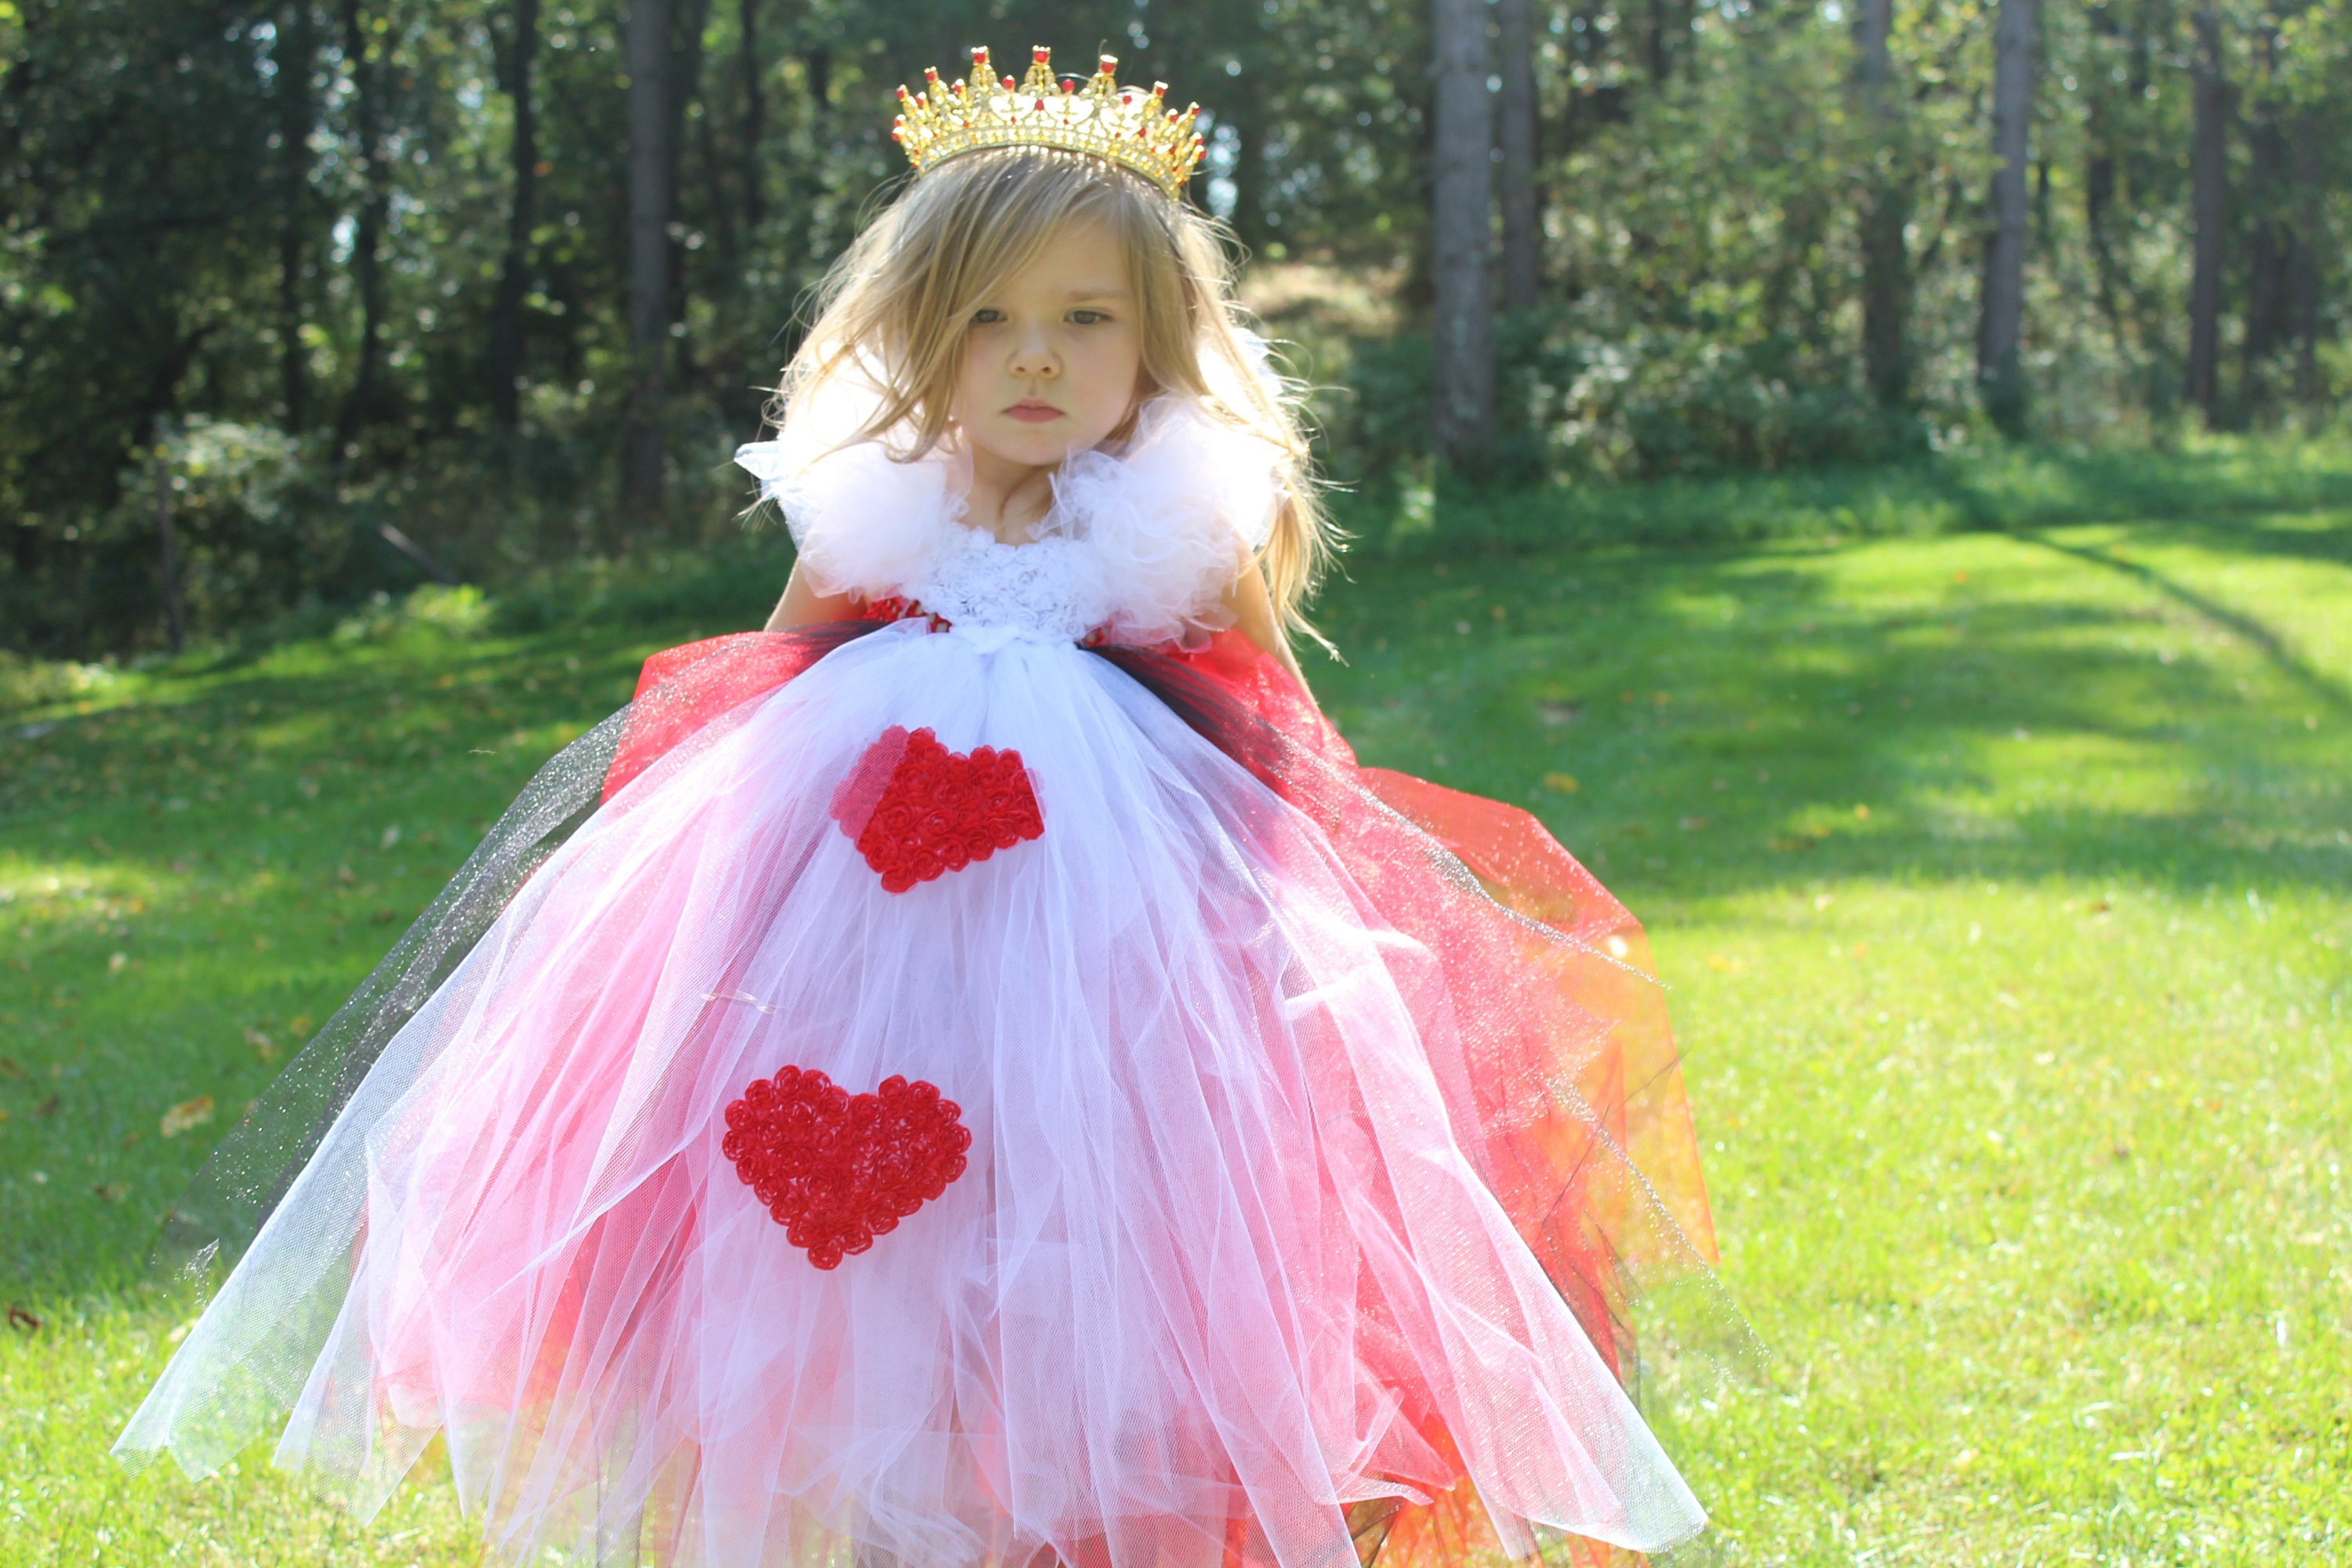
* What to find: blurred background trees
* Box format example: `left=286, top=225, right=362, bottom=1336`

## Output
left=2, top=0, right=2347, bottom=655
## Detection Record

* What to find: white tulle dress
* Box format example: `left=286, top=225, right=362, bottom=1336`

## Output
left=116, top=395, right=1726, bottom=1568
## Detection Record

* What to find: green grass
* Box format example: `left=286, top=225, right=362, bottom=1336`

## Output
left=4, top=504, right=2350, bottom=1564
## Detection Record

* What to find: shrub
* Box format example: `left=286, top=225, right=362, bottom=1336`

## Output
left=0, top=651, right=116, bottom=713
left=1312, top=308, right=1926, bottom=488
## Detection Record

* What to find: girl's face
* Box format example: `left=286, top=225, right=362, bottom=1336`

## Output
left=949, top=216, right=1145, bottom=476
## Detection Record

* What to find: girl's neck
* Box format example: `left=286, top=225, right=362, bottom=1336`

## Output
left=959, top=444, right=1058, bottom=547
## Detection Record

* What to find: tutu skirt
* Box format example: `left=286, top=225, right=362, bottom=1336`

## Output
left=118, top=619, right=1726, bottom=1568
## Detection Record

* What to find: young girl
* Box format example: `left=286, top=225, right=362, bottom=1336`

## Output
left=119, top=47, right=1725, bottom=1568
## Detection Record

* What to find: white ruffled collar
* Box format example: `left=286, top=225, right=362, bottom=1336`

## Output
left=735, top=392, right=1284, bottom=648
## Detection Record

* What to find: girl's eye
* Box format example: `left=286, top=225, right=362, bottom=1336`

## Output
left=971, top=308, right=1004, bottom=325
left=1068, top=309, right=1109, bottom=325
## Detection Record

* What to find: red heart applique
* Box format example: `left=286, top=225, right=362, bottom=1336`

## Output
left=829, top=726, right=1044, bottom=894
left=720, top=1066, right=973, bottom=1269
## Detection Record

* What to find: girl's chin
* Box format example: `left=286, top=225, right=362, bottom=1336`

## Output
left=976, top=424, right=1098, bottom=466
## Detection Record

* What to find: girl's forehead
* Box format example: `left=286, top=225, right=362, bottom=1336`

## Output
left=997, top=225, right=1131, bottom=295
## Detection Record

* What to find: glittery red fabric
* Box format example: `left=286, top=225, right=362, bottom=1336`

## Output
left=719, top=1066, right=973, bottom=1270
left=830, top=725, right=1045, bottom=894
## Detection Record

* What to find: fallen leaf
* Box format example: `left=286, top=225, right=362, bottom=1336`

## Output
left=160, top=1095, right=216, bottom=1138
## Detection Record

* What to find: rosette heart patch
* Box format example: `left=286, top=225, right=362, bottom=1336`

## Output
left=829, top=725, right=1044, bottom=893
left=720, top=1066, right=974, bottom=1269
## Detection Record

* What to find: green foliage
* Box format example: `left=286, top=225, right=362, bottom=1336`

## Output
left=3, top=488, right=2348, bottom=1560
left=4, top=0, right=2350, bottom=655
left=0, top=652, right=115, bottom=713
left=1319, top=314, right=1926, bottom=485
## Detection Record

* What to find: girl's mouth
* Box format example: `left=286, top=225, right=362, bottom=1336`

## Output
left=1004, top=401, right=1063, bottom=424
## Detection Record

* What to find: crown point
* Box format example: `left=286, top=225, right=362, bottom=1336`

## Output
left=970, top=45, right=988, bottom=62
left=1032, top=45, right=1051, bottom=64
left=924, top=66, right=940, bottom=83
left=1001, top=75, right=1015, bottom=92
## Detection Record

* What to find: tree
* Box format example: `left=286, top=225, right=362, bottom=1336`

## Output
left=1851, top=0, right=1911, bottom=407
left=2184, top=2, right=2230, bottom=417
left=335, top=0, right=393, bottom=448
left=1976, top=0, right=2036, bottom=433
left=1429, top=0, right=1496, bottom=463
left=1497, top=0, right=1542, bottom=312
left=2230, top=6, right=2329, bottom=413
left=488, top=0, right=542, bottom=434
left=272, top=3, right=321, bottom=434
left=737, top=0, right=765, bottom=236
left=623, top=0, right=675, bottom=521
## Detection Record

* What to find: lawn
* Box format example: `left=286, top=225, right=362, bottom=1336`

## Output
left=3, top=503, right=2348, bottom=1565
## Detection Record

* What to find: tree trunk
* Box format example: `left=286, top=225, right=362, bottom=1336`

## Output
left=488, top=0, right=540, bottom=433
left=1644, top=0, right=1687, bottom=85
left=155, top=452, right=183, bottom=655
left=2184, top=2, right=2229, bottom=419
left=739, top=0, right=764, bottom=234
left=274, top=2, right=317, bottom=434
left=666, top=0, right=710, bottom=385
left=1429, top=0, right=1495, bottom=465
left=1496, top=0, right=1541, bottom=312
left=2238, top=24, right=2289, bottom=411
left=1227, top=93, right=1269, bottom=255
left=1975, top=0, right=2035, bottom=434
left=622, top=0, right=675, bottom=522
left=2284, top=113, right=2325, bottom=406
left=2083, top=85, right=2126, bottom=345
left=336, top=0, right=390, bottom=448
left=1851, top=0, right=1911, bottom=407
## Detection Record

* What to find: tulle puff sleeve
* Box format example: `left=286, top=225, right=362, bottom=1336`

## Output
left=1053, top=399, right=1285, bottom=649
left=734, top=370, right=956, bottom=604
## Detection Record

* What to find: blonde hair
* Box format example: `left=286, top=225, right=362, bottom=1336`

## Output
left=771, top=147, right=1334, bottom=645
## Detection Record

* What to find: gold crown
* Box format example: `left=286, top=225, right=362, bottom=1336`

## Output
left=892, top=45, right=1206, bottom=200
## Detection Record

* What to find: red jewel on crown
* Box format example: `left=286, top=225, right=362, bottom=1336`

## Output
left=721, top=1066, right=973, bottom=1270
left=830, top=726, right=1044, bottom=895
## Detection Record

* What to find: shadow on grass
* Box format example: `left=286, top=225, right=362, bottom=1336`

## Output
left=2019, top=528, right=2352, bottom=717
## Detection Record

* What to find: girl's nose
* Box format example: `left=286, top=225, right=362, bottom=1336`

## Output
left=1007, top=329, right=1059, bottom=380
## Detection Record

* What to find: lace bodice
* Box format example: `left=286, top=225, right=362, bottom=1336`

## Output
left=902, top=528, right=1109, bottom=644
left=736, top=394, right=1286, bottom=649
